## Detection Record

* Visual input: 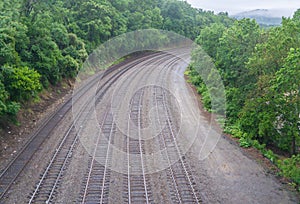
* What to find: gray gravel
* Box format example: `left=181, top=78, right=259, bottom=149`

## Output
left=2, top=50, right=299, bottom=203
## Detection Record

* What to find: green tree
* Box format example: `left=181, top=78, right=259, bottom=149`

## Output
left=196, top=23, right=226, bottom=59
left=0, top=79, right=20, bottom=124
left=213, top=19, right=261, bottom=124
left=216, top=18, right=260, bottom=88
left=239, top=75, right=279, bottom=145
left=272, top=48, right=300, bottom=154
left=2, top=66, right=42, bottom=102
left=247, top=17, right=300, bottom=77
left=239, top=48, right=300, bottom=154
left=0, top=79, right=9, bottom=116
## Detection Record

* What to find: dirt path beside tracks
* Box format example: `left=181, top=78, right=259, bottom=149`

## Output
left=0, top=50, right=298, bottom=203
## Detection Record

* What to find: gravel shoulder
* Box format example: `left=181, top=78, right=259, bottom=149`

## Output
left=0, top=81, right=73, bottom=174
left=1, top=50, right=299, bottom=203
left=171, top=59, right=300, bottom=203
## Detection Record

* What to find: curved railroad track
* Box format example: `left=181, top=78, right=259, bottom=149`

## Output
left=0, top=49, right=204, bottom=203
left=78, top=53, right=174, bottom=204
left=0, top=52, right=161, bottom=201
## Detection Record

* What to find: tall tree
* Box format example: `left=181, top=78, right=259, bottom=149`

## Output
left=272, top=48, right=300, bottom=154
left=216, top=18, right=260, bottom=88
left=196, top=23, right=226, bottom=59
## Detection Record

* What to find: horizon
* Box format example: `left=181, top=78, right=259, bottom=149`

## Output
left=186, top=0, right=300, bottom=17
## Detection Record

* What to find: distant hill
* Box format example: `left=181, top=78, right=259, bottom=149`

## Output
left=232, top=9, right=282, bottom=27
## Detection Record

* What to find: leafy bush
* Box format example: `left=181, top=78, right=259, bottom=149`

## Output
left=2, top=66, right=42, bottom=102
left=251, top=140, right=266, bottom=151
left=186, top=66, right=212, bottom=111
left=60, top=55, right=79, bottom=78
left=4, top=102, right=20, bottom=124
left=196, top=83, right=211, bottom=110
left=0, top=79, right=20, bottom=125
left=262, top=149, right=277, bottom=163
left=278, top=155, right=300, bottom=190
left=239, top=137, right=251, bottom=148
left=0, top=80, right=8, bottom=115
left=224, top=124, right=244, bottom=138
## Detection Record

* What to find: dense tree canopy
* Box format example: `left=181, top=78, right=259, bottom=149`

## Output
left=188, top=10, right=300, bottom=187
left=1, top=0, right=299, bottom=191
left=0, top=0, right=232, bottom=123
left=190, top=9, right=300, bottom=156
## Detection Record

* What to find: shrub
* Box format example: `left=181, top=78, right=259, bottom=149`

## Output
left=0, top=79, right=20, bottom=125
left=3, top=66, right=42, bottom=102
left=278, top=155, right=300, bottom=190
left=239, top=137, right=251, bottom=148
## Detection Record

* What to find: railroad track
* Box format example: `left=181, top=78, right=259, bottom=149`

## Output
left=0, top=64, right=102, bottom=201
left=112, top=54, right=182, bottom=204
left=123, top=54, right=186, bottom=204
left=126, top=88, right=153, bottom=204
left=0, top=49, right=201, bottom=203
left=79, top=110, right=115, bottom=204
left=27, top=53, right=167, bottom=203
left=78, top=52, right=174, bottom=204
left=154, top=70, right=201, bottom=203
left=119, top=53, right=195, bottom=204
left=0, top=52, right=162, bottom=201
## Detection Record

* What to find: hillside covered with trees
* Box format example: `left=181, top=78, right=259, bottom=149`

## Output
left=187, top=9, right=300, bottom=189
left=0, top=0, right=232, bottom=124
left=1, top=0, right=299, bottom=191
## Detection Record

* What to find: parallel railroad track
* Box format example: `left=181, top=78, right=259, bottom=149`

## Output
left=78, top=52, right=175, bottom=204
left=79, top=110, right=115, bottom=204
left=0, top=52, right=162, bottom=202
left=154, top=64, right=201, bottom=203
left=0, top=50, right=201, bottom=204
left=27, top=53, right=169, bottom=203
left=127, top=88, right=153, bottom=204
left=123, top=53, right=186, bottom=204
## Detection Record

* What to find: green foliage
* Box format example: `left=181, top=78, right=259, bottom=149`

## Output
left=191, top=12, right=300, bottom=154
left=229, top=126, right=244, bottom=139
left=0, top=0, right=233, bottom=124
left=0, top=20, right=28, bottom=67
left=160, top=0, right=233, bottom=39
left=278, top=155, right=300, bottom=189
left=262, top=149, right=277, bottom=163
left=239, top=136, right=251, bottom=148
left=216, top=18, right=260, bottom=88
left=186, top=65, right=212, bottom=111
left=190, top=9, right=300, bottom=188
left=2, top=66, right=42, bottom=102
left=60, top=55, right=80, bottom=78
left=225, top=87, right=243, bottom=125
left=239, top=48, right=300, bottom=154
left=189, top=45, right=226, bottom=114
left=51, top=23, right=69, bottom=50
left=247, top=17, right=300, bottom=77
left=196, top=23, right=226, bottom=58
left=271, top=48, right=300, bottom=154
left=0, top=80, right=9, bottom=116
left=197, top=84, right=211, bottom=110
left=1, top=102, right=20, bottom=125
left=251, top=140, right=266, bottom=151
left=0, top=78, right=20, bottom=124
left=201, top=19, right=261, bottom=125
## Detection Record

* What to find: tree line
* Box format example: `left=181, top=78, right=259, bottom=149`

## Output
left=1, top=0, right=299, bottom=192
left=187, top=10, right=300, bottom=188
left=0, top=0, right=232, bottom=124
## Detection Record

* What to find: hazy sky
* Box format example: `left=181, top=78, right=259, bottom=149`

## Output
left=186, top=0, right=300, bottom=16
